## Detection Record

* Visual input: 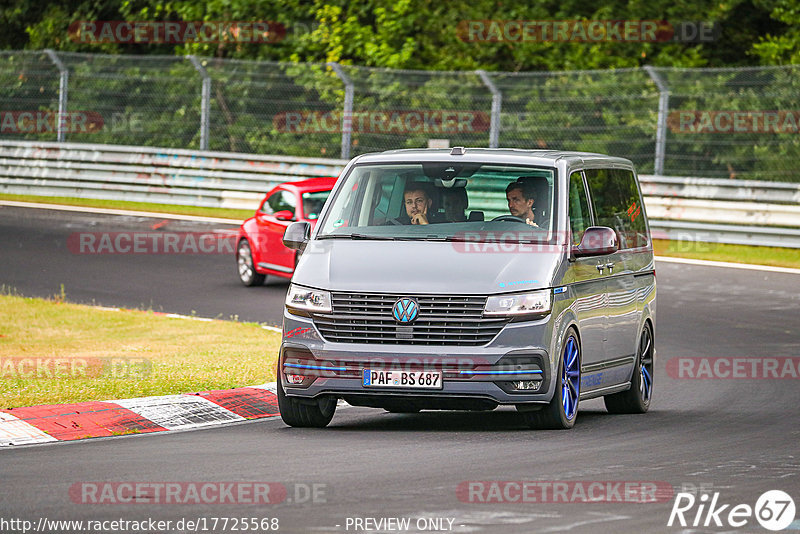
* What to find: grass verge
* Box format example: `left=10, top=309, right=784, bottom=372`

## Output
left=0, top=293, right=280, bottom=408
left=652, top=239, right=800, bottom=269
left=0, top=193, right=253, bottom=221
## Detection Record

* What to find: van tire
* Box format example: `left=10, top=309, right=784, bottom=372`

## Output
left=604, top=324, right=654, bottom=414
left=277, top=377, right=336, bottom=428
left=523, top=328, right=581, bottom=430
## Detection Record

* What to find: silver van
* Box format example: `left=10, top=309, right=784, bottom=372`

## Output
left=277, top=148, right=656, bottom=429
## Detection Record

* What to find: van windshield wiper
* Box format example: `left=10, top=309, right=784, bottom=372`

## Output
left=318, top=233, right=396, bottom=240
left=415, top=235, right=449, bottom=241
left=382, top=235, right=449, bottom=241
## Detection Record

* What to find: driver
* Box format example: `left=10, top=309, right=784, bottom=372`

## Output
left=505, top=181, right=539, bottom=227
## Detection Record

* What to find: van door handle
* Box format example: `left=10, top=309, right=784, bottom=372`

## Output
left=605, top=262, right=615, bottom=272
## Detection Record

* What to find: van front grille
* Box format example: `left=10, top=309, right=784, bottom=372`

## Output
left=311, top=293, right=508, bottom=345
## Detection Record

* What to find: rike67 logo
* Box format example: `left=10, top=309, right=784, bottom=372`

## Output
left=668, top=490, right=795, bottom=531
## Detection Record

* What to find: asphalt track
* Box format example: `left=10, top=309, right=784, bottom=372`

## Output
left=1, top=205, right=799, bottom=534
left=0, top=205, right=288, bottom=325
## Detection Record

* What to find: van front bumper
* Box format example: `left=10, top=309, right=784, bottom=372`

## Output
left=278, top=311, right=557, bottom=406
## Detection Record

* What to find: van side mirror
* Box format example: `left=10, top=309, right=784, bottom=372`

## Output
left=283, top=221, right=310, bottom=251
left=274, top=210, right=294, bottom=221
left=571, top=226, right=618, bottom=259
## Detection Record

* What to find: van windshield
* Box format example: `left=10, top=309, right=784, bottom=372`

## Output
left=317, top=163, right=556, bottom=242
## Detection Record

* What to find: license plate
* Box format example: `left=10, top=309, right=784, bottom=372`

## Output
left=362, top=369, right=442, bottom=389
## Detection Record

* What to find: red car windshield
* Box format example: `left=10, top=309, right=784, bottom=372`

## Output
left=302, top=190, right=331, bottom=220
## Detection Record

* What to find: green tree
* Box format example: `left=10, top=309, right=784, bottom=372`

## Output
left=750, top=0, right=800, bottom=64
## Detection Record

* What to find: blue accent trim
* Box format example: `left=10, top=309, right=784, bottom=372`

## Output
left=284, top=363, right=347, bottom=372
left=562, top=336, right=580, bottom=420
left=553, top=286, right=567, bottom=294
left=459, top=370, right=543, bottom=375
left=499, top=279, right=539, bottom=288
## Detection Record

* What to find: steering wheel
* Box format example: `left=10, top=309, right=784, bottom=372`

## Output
left=491, top=215, right=526, bottom=223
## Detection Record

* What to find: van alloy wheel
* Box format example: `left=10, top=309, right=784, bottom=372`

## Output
left=523, top=328, right=580, bottom=430
left=562, top=335, right=581, bottom=420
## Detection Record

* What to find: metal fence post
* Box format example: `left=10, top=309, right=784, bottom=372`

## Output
left=188, top=55, right=211, bottom=151
left=644, top=66, right=669, bottom=176
left=327, top=62, right=354, bottom=160
left=44, top=49, right=68, bottom=143
left=476, top=70, right=502, bottom=148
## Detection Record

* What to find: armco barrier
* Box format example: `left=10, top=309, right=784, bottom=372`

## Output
left=0, top=140, right=347, bottom=210
left=0, top=140, right=798, bottom=247
left=638, top=175, right=800, bottom=248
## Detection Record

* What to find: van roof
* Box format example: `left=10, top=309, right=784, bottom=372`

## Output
left=354, top=147, right=634, bottom=168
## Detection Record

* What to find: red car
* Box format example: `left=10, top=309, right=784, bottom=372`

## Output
left=236, top=177, right=337, bottom=286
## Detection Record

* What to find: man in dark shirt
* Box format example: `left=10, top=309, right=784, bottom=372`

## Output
left=506, top=181, right=540, bottom=227
left=403, top=184, right=443, bottom=225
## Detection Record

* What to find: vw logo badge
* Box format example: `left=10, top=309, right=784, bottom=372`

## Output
left=392, top=297, right=419, bottom=323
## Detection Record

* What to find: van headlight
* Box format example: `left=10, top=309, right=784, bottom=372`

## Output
left=484, top=289, right=551, bottom=317
left=285, top=284, right=332, bottom=314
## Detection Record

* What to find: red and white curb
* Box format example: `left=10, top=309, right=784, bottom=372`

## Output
left=0, top=383, right=279, bottom=447
left=1, top=296, right=284, bottom=447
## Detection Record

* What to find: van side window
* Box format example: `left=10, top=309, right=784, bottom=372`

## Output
left=585, top=168, right=647, bottom=249
left=568, top=171, right=591, bottom=246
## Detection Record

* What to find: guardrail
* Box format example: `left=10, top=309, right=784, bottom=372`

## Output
left=1, top=140, right=798, bottom=248
left=0, top=140, right=347, bottom=210
left=638, top=175, right=800, bottom=248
